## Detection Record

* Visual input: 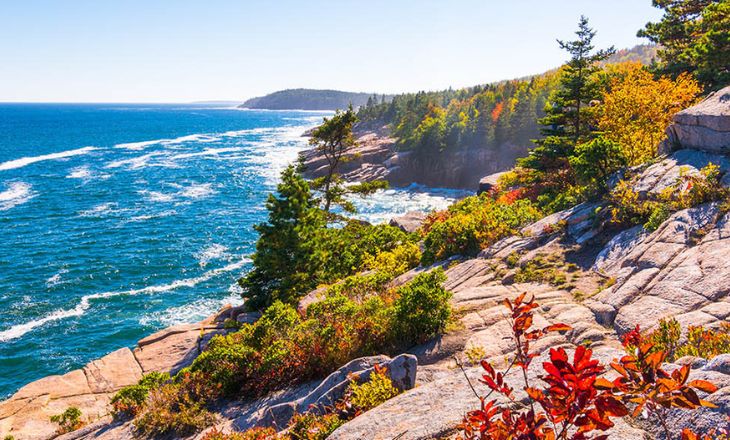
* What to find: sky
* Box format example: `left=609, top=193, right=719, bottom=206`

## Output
left=0, top=0, right=664, bottom=103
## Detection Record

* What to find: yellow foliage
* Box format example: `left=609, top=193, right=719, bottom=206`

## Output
left=599, top=62, right=701, bottom=165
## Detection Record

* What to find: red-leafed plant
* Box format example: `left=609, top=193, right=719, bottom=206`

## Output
left=459, top=293, right=719, bottom=440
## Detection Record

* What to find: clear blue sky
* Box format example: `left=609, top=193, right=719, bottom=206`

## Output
left=0, top=0, right=663, bottom=102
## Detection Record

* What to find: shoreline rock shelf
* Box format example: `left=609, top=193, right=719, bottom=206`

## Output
left=0, top=306, right=247, bottom=440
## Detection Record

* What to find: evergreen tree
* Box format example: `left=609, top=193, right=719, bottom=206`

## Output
left=239, top=164, right=324, bottom=310
left=638, top=0, right=729, bottom=92
left=518, top=16, right=614, bottom=209
left=309, top=105, right=387, bottom=215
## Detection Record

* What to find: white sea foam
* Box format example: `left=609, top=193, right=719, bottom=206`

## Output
left=169, top=147, right=244, bottom=160
left=139, top=293, right=243, bottom=328
left=0, top=147, right=97, bottom=171
left=350, top=185, right=471, bottom=224
left=173, top=182, right=217, bottom=199
left=79, top=202, right=119, bottom=217
left=114, top=134, right=220, bottom=150
left=46, top=269, right=69, bottom=288
left=195, top=244, right=229, bottom=268
left=0, top=182, right=36, bottom=210
left=138, top=189, right=175, bottom=203
left=128, top=210, right=177, bottom=222
left=106, top=151, right=168, bottom=170
left=0, top=259, right=251, bottom=342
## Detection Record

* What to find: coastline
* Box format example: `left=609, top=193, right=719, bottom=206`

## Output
left=0, top=304, right=253, bottom=440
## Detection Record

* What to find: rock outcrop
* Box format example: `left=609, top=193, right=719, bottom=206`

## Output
left=664, top=85, right=730, bottom=153
left=301, top=127, right=526, bottom=190
left=0, top=306, right=248, bottom=440
left=389, top=211, right=427, bottom=233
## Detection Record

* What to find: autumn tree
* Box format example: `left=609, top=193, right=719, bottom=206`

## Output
left=598, top=62, right=701, bottom=165
left=309, top=106, right=387, bottom=214
left=638, top=0, right=729, bottom=92
left=518, top=16, right=615, bottom=210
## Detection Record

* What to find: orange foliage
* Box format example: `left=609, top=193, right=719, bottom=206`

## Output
left=491, top=102, right=504, bottom=122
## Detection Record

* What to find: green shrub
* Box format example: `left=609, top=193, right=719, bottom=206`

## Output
left=644, top=318, right=730, bottom=362
left=111, top=371, right=170, bottom=418
left=50, top=407, right=83, bottom=434
left=348, top=367, right=401, bottom=412
left=393, top=269, right=451, bottom=344
left=287, top=412, right=344, bottom=440
left=421, top=195, right=541, bottom=264
left=134, top=372, right=218, bottom=436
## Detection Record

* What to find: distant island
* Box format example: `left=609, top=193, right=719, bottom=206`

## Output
left=239, top=88, right=391, bottom=110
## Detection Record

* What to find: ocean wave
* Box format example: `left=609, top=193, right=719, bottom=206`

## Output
left=46, top=269, right=69, bottom=288
left=138, top=189, right=175, bottom=203
left=172, top=182, right=217, bottom=199
left=169, top=147, right=244, bottom=160
left=195, top=243, right=229, bottom=268
left=114, top=134, right=221, bottom=151
left=139, top=293, right=243, bottom=328
left=0, top=259, right=251, bottom=342
left=0, top=182, right=36, bottom=210
left=79, top=202, right=120, bottom=217
left=350, top=185, right=471, bottom=225
left=66, top=166, right=110, bottom=181
left=106, top=151, right=169, bottom=170
left=0, top=146, right=97, bottom=171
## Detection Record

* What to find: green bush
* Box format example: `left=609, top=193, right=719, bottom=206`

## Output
left=287, top=412, right=344, bottom=440
left=348, top=367, right=401, bottom=412
left=111, top=371, right=170, bottom=418
left=50, top=407, right=83, bottom=434
left=393, top=269, right=451, bottom=344
left=133, top=372, right=218, bottom=437
left=421, top=194, right=542, bottom=264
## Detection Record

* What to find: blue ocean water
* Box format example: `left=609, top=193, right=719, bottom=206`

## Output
left=0, top=103, right=466, bottom=398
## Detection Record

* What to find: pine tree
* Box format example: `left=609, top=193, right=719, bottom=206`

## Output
left=239, top=164, right=324, bottom=310
left=638, top=0, right=729, bottom=92
left=518, top=16, right=614, bottom=209
left=309, top=105, right=387, bottom=215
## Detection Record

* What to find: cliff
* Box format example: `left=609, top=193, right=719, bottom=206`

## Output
left=301, top=124, right=526, bottom=190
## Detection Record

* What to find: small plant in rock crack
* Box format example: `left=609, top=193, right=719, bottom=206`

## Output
left=458, top=293, right=719, bottom=440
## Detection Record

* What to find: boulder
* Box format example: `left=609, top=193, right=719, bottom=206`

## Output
left=219, top=354, right=417, bottom=432
left=389, top=211, right=427, bottom=233
left=477, top=171, right=506, bottom=194
left=664, top=86, right=730, bottom=153
left=591, top=204, right=730, bottom=335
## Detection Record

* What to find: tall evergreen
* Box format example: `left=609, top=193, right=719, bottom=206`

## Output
left=638, top=0, right=729, bottom=92
left=518, top=16, right=614, bottom=208
left=239, top=164, right=324, bottom=310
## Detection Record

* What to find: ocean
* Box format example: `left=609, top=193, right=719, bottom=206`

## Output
left=0, top=103, right=467, bottom=398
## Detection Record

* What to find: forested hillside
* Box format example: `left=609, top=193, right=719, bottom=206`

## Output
left=240, top=89, right=391, bottom=110
left=357, top=44, right=657, bottom=156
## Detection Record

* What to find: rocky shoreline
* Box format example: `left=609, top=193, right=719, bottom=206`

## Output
left=300, top=124, right=528, bottom=191
left=3, top=87, right=730, bottom=440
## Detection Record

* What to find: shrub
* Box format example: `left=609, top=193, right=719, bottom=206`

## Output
left=608, top=163, right=729, bottom=230
left=111, top=371, right=170, bottom=418
left=287, top=412, right=344, bottom=440
left=201, top=427, right=280, bottom=440
left=459, top=294, right=718, bottom=440
left=421, top=194, right=542, bottom=264
left=569, top=136, right=628, bottom=193
left=50, top=407, right=83, bottom=434
left=393, top=269, right=451, bottom=345
left=678, top=323, right=730, bottom=360
left=348, top=366, right=401, bottom=413
left=134, top=371, right=219, bottom=436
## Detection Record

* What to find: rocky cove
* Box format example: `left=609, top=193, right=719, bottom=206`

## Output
left=2, top=88, right=730, bottom=440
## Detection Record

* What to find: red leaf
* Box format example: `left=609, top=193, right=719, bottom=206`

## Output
left=687, top=379, right=718, bottom=394
left=544, top=323, right=572, bottom=333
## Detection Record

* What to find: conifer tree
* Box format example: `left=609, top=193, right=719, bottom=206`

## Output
left=638, top=0, right=729, bottom=92
left=309, top=106, right=387, bottom=215
left=239, top=163, right=324, bottom=310
left=518, top=16, right=614, bottom=209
